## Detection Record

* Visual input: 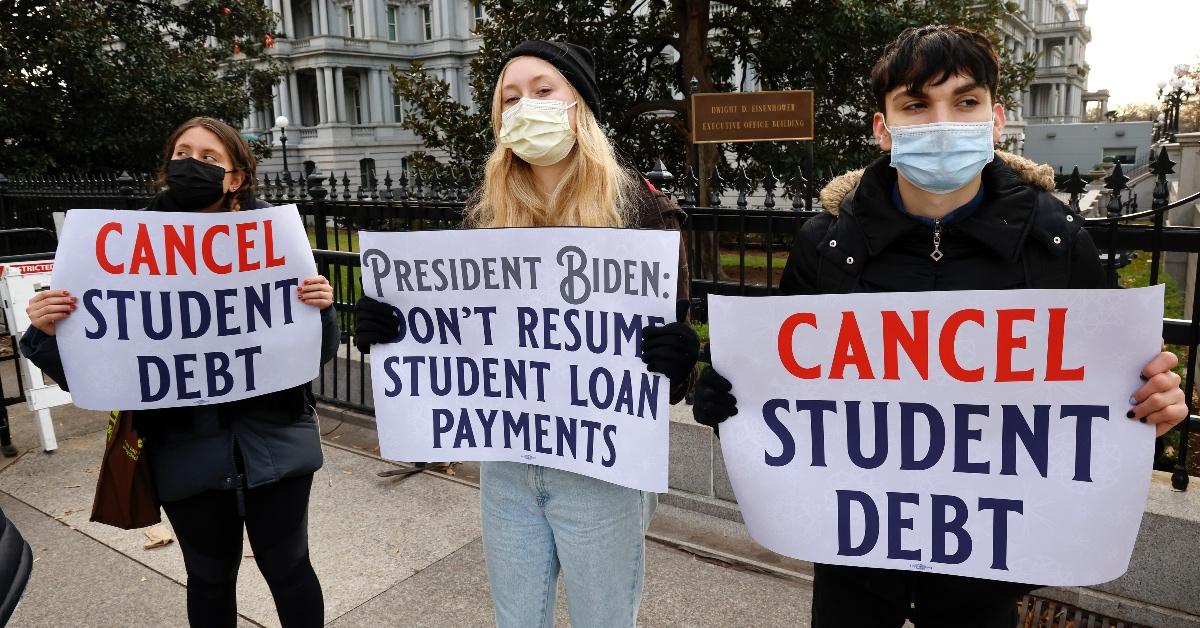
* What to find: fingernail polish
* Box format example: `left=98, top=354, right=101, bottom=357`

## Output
left=1140, top=417, right=1147, bottom=423
left=1129, top=395, right=1138, bottom=405
left=1140, top=374, right=1149, bottom=382
left=1126, top=410, right=1135, bottom=418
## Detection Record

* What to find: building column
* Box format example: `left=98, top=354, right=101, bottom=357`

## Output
left=278, top=77, right=293, bottom=123
left=316, top=67, right=329, bottom=124
left=282, top=0, right=295, bottom=38
left=289, top=72, right=302, bottom=125
left=376, top=69, right=390, bottom=124
left=360, top=0, right=375, bottom=39
left=364, top=68, right=379, bottom=123
left=316, top=0, right=329, bottom=36
left=333, top=66, right=346, bottom=123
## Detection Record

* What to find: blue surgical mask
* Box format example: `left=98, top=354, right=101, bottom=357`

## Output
left=884, top=117, right=995, bottom=194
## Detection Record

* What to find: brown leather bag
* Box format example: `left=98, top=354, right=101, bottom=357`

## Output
left=90, top=411, right=160, bottom=529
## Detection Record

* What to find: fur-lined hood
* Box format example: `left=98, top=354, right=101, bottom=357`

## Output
left=817, top=151, right=1056, bottom=215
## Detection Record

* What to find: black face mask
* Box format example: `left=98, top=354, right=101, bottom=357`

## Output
left=165, top=158, right=229, bottom=211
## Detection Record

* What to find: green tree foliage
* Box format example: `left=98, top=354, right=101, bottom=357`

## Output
left=392, top=0, right=1037, bottom=185
left=0, top=0, right=284, bottom=174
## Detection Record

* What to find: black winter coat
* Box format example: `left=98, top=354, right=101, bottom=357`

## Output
left=779, top=152, right=1105, bottom=607
left=20, top=197, right=340, bottom=503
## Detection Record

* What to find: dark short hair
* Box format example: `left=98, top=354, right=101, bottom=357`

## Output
left=870, top=25, right=999, bottom=113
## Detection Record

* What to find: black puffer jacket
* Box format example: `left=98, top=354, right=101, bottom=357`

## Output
left=20, top=197, right=340, bottom=503
left=780, top=151, right=1105, bottom=605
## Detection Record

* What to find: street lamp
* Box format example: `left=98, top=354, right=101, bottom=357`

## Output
left=1157, top=69, right=1195, bottom=143
left=275, top=115, right=290, bottom=177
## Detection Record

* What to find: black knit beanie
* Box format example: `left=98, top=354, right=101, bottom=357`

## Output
left=501, top=40, right=603, bottom=124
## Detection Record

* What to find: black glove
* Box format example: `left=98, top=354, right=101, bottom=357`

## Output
left=640, top=302, right=700, bottom=386
left=354, top=295, right=401, bottom=354
left=693, top=364, right=737, bottom=434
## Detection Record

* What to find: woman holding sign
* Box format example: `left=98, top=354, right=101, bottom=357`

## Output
left=22, top=117, right=337, bottom=628
left=354, top=41, right=699, bottom=627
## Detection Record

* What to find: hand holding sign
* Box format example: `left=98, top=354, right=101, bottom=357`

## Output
left=26, top=289, right=75, bottom=336
left=1132, top=349, right=1187, bottom=436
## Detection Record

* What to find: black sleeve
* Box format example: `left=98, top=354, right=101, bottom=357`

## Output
left=319, top=306, right=340, bottom=365
left=17, top=326, right=69, bottom=391
left=779, top=213, right=832, bottom=296
left=1068, top=229, right=1107, bottom=289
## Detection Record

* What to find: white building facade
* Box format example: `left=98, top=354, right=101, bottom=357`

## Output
left=249, top=0, right=1099, bottom=177
left=997, top=0, right=1096, bottom=151
left=250, top=0, right=483, bottom=180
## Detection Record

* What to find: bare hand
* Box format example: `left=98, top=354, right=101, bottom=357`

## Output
left=298, top=276, right=333, bottom=310
left=1131, top=349, right=1188, bottom=437
left=26, top=289, right=75, bottom=336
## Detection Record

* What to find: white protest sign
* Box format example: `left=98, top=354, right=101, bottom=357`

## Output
left=360, top=227, right=680, bottom=492
left=709, top=286, right=1163, bottom=586
left=51, top=205, right=320, bottom=410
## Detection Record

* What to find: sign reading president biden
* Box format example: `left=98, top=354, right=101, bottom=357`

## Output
left=51, top=205, right=321, bottom=410
left=360, top=228, right=680, bottom=492
left=708, top=287, right=1163, bottom=585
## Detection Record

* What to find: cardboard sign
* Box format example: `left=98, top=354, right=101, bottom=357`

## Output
left=361, top=227, right=680, bottom=492
left=709, top=286, right=1163, bottom=585
left=50, top=205, right=321, bottom=410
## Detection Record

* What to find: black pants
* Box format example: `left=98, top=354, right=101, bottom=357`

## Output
left=811, top=565, right=1020, bottom=628
left=162, top=473, right=323, bottom=628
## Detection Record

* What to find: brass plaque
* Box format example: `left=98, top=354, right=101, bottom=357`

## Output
left=690, top=90, right=814, bottom=144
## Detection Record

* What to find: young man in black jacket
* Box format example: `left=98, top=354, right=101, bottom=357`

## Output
left=692, top=24, right=1188, bottom=627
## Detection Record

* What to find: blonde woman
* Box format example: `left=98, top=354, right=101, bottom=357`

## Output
left=354, top=41, right=698, bottom=627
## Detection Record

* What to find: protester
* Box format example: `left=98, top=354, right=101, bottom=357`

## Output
left=21, top=117, right=338, bottom=628
left=353, top=40, right=698, bottom=627
left=691, top=25, right=1188, bottom=627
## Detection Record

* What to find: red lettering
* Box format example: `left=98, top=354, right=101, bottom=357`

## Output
left=830, top=311, right=875, bottom=380
left=237, top=222, right=260, bottom=271
left=778, top=312, right=821, bottom=379
left=164, top=224, right=196, bottom=275
left=1046, top=307, right=1085, bottom=381
left=996, top=308, right=1036, bottom=382
left=129, top=223, right=161, bottom=275
left=882, top=310, right=929, bottom=380
left=939, top=309, right=985, bottom=382
left=263, top=220, right=286, bottom=268
left=96, top=222, right=124, bottom=274
left=202, top=225, right=232, bottom=274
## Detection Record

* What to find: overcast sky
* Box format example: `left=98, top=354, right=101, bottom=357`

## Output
left=1085, top=0, right=1200, bottom=108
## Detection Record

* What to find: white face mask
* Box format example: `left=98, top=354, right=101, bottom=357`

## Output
left=499, top=98, right=578, bottom=166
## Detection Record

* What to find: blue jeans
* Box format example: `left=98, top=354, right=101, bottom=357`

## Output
left=480, top=461, right=657, bottom=628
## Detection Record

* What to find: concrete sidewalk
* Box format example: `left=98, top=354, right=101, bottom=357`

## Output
left=0, top=383, right=812, bottom=626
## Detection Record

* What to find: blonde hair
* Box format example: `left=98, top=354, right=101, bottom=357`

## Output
left=465, top=59, right=638, bottom=228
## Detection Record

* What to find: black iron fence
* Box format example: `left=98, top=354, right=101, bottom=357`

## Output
left=0, top=150, right=1196, bottom=489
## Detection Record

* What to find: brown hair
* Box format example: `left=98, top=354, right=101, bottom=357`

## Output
left=870, top=25, right=1000, bottom=114
left=156, top=117, right=257, bottom=211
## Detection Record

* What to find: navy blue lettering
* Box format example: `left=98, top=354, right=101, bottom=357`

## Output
left=137, top=356, right=169, bottom=402
left=953, top=404, right=990, bottom=474
left=83, top=289, right=106, bottom=339
left=977, top=497, right=1023, bottom=570
left=836, top=490, right=879, bottom=557
left=931, top=494, right=972, bottom=565
left=1060, top=405, right=1108, bottom=483
left=204, top=351, right=233, bottom=396
left=1000, top=405, right=1050, bottom=478
left=174, top=353, right=200, bottom=400
left=900, top=402, right=944, bottom=471
left=179, top=291, right=210, bottom=339
left=886, top=491, right=921, bottom=561
left=846, top=401, right=889, bottom=469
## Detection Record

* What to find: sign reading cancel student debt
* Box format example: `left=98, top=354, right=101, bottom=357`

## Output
left=360, top=228, right=679, bottom=492
left=51, top=205, right=320, bottom=410
left=709, top=286, right=1163, bottom=585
